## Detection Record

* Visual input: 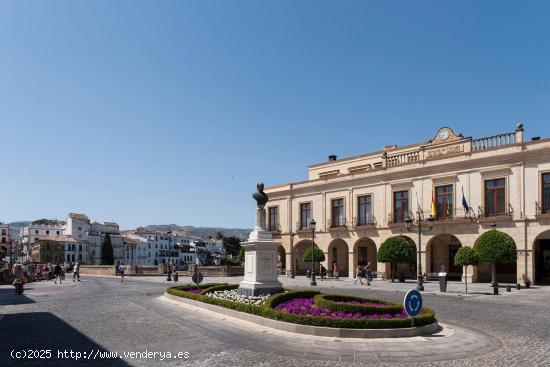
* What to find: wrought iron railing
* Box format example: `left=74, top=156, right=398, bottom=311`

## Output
left=387, top=211, right=414, bottom=225
left=268, top=223, right=281, bottom=233
left=353, top=215, right=377, bottom=227
left=477, top=204, right=514, bottom=218
left=327, top=218, right=348, bottom=229
left=536, top=202, right=550, bottom=215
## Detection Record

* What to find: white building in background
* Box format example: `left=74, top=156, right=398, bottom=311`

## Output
left=1, top=222, right=10, bottom=259
left=64, top=238, right=88, bottom=264
left=19, top=219, right=65, bottom=246
left=122, top=229, right=198, bottom=269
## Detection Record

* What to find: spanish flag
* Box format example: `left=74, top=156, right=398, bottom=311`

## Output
left=430, top=191, right=437, bottom=217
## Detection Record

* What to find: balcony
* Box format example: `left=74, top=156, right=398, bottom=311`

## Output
left=295, top=221, right=311, bottom=234
left=327, top=218, right=348, bottom=231
left=387, top=212, right=412, bottom=227
left=268, top=223, right=282, bottom=234
left=353, top=215, right=377, bottom=229
left=476, top=204, right=514, bottom=222
left=536, top=202, right=550, bottom=220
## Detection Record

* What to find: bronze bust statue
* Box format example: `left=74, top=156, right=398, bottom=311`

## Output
left=252, top=183, right=269, bottom=206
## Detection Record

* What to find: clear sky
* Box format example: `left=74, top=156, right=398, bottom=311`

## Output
left=1, top=1, right=549, bottom=229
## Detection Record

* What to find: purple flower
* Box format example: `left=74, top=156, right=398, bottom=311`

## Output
left=274, top=298, right=408, bottom=320
left=187, top=288, right=204, bottom=294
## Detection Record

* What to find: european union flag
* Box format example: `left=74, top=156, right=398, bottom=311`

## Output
left=462, top=187, right=469, bottom=214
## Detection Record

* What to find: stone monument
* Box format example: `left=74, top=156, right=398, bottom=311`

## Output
left=237, top=183, right=283, bottom=296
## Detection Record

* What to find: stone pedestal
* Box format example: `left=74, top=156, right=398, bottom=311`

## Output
left=237, top=228, right=283, bottom=296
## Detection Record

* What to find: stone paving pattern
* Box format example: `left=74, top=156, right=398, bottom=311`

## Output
left=0, top=275, right=549, bottom=366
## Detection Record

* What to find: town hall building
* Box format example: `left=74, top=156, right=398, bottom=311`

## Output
left=265, top=124, right=550, bottom=285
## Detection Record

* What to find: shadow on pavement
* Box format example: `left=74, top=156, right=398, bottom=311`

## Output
left=0, top=312, right=131, bottom=366
left=0, top=288, right=35, bottom=306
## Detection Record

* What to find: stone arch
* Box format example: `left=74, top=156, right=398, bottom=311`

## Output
left=276, top=245, right=286, bottom=274
left=294, top=240, right=313, bottom=275
left=352, top=238, right=377, bottom=277
left=426, top=234, right=463, bottom=281
left=533, top=229, right=550, bottom=285
left=327, top=238, right=350, bottom=277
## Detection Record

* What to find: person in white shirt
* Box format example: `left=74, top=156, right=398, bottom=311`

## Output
left=73, top=262, right=80, bottom=282
left=119, top=263, right=125, bottom=282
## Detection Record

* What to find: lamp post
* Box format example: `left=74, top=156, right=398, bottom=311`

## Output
left=310, top=219, right=317, bottom=286
left=166, top=231, right=172, bottom=281
left=289, top=232, right=295, bottom=278
left=404, top=211, right=434, bottom=291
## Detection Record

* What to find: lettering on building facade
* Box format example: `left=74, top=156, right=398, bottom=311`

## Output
left=426, top=144, right=465, bottom=159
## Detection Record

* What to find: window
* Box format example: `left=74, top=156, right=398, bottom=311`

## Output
left=300, top=203, right=311, bottom=229
left=357, top=195, right=372, bottom=225
left=268, top=207, right=279, bottom=231
left=393, top=191, right=409, bottom=223
left=484, top=178, right=506, bottom=216
left=56, top=231, right=60, bottom=235
left=543, top=173, right=550, bottom=214
left=46, top=230, right=49, bottom=235
left=435, top=185, right=453, bottom=219
left=35, top=230, right=39, bottom=234
left=331, top=198, right=345, bottom=227
left=1, top=229, right=6, bottom=236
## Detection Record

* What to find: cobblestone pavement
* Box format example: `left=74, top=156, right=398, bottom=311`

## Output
left=0, top=275, right=549, bottom=366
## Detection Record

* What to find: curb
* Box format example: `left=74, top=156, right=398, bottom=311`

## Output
left=163, top=292, right=439, bottom=338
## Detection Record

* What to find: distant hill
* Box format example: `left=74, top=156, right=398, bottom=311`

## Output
left=143, top=224, right=252, bottom=240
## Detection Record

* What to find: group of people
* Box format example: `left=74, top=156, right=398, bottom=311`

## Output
left=354, top=262, right=373, bottom=285
left=318, top=261, right=341, bottom=280
left=10, top=261, right=80, bottom=285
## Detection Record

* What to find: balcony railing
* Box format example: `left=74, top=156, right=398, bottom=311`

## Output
left=387, top=211, right=414, bottom=225
left=327, top=218, right=348, bottom=229
left=472, top=131, right=517, bottom=151
left=353, top=215, right=377, bottom=227
left=477, top=204, right=514, bottom=218
left=268, top=223, right=281, bottom=233
left=296, top=221, right=311, bottom=232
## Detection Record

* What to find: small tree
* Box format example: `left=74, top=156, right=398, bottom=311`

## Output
left=101, top=233, right=114, bottom=265
left=454, top=246, right=479, bottom=294
left=474, top=229, right=517, bottom=286
left=377, top=236, right=412, bottom=282
left=238, top=247, right=245, bottom=263
left=303, top=246, right=325, bottom=273
left=222, top=236, right=242, bottom=256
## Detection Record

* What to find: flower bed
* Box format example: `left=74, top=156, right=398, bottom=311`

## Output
left=166, top=286, right=436, bottom=330
left=205, top=289, right=271, bottom=306
left=275, top=297, right=408, bottom=319
left=313, top=294, right=404, bottom=315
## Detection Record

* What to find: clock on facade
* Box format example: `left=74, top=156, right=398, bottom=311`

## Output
left=439, top=129, right=450, bottom=141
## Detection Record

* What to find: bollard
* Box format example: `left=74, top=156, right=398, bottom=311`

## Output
left=493, top=286, right=499, bottom=295
left=516, top=283, right=521, bottom=290
left=506, top=285, right=511, bottom=292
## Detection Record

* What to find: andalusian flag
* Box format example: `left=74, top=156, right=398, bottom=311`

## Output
left=430, top=190, right=437, bottom=217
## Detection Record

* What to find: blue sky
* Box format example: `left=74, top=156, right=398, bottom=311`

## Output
left=1, top=1, right=549, bottom=229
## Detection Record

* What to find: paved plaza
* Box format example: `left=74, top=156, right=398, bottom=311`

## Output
left=1, top=275, right=549, bottom=366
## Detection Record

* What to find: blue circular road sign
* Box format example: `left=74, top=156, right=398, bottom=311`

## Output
left=403, top=289, right=423, bottom=317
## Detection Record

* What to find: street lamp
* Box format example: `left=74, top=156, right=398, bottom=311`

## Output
left=404, top=211, right=434, bottom=291
left=166, top=231, right=172, bottom=281
left=310, top=219, right=317, bottom=286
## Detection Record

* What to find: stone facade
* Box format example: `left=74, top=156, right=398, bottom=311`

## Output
left=265, top=125, right=550, bottom=285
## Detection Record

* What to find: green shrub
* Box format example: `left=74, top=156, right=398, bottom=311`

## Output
left=199, top=284, right=238, bottom=295
left=474, top=230, right=517, bottom=264
left=313, top=294, right=403, bottom=315
left=303, top=246, right=325, bottom=263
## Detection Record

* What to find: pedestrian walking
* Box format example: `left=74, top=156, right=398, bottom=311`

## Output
left=365, top=262, right=372, bottom=286
left=354, top=266, right=363, bottom=284
left=73, top=262, right=80, bottom=282
left=54, top=263, right=62, bottom=284
left=119, top=263, right=125, bottom=282
left=332, top=261, right=340, bottom=281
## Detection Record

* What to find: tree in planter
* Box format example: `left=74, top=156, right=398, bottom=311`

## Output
left=303, top=246, right=326, bottom=274
left=453, top=246, right=480, bottom=294
left=377, top=236, right=413, bottom=282
left=473, top=229, right=517, bottom=287
left=101, top=233, right=114, bottom=265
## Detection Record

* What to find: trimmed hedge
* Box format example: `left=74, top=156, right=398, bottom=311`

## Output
left=314, top=294, right=403, bottom=315
left=167, top=287, right=436, bottom=330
